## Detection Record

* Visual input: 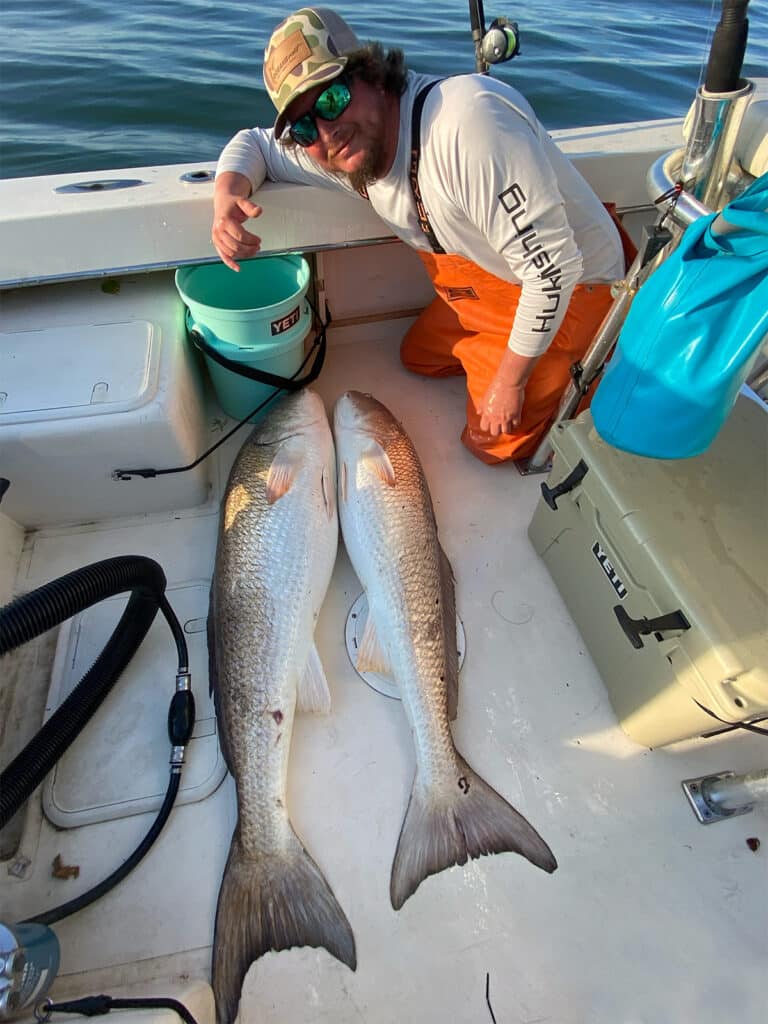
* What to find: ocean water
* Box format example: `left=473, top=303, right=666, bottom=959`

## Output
left=1, top=0, right=766, bottom=179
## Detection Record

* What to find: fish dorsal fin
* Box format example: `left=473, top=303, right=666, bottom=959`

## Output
left=439, top=544, right=460, bottom=721
left=265, top=439, right=304, bottom=504
left=357, top=606, right=392, bottom=677
left=362, top=441, right=396, bottom=487
left=297, top=644, right=332, bottom=714
left=321, top=464, right=336, bottom=521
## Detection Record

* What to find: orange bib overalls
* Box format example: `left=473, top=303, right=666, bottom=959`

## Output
left=399, top=83, right=636, bottom=464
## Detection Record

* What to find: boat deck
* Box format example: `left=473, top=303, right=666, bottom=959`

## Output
left=1, top=273, right=766, bottom=1024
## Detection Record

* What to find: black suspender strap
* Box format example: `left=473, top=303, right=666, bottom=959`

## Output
left=410, top=80, right=445, bottom=255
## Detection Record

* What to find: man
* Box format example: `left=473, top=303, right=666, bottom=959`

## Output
left=212, top=7, right=635, bottom=463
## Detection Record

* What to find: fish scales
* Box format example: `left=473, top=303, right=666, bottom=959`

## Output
left=333, top=390, right=557, bottom=911
left=209, top=390, right=355, bottom=1024
left=348, top=427, right=457, bottom=777
left=214, top=446, right=312, bottom=854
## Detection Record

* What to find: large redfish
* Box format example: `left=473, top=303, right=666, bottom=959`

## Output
left=333, top=390, right=556, bottom=910
left=209, top=390, right=355, bottom=1024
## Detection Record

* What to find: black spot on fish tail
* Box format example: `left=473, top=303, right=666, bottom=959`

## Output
left=390, top=754, right=557, bottom=910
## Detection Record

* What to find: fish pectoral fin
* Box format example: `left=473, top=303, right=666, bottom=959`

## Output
left=297, top=643, right=332, bottom=714
left=265, top=443, right=305, bottom=504
left=356, top=610, right=393, bottom=677
left=362, top=441, right=396, bottom=487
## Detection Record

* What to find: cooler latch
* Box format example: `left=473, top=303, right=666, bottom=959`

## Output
left=614, top=605, right=691, bottom=649
left=540, top=459, right=588, bottom=510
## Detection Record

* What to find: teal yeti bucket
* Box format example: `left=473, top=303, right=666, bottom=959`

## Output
left=175, top=255, right=311, bottom=420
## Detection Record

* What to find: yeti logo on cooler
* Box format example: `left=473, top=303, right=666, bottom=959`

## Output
left=271, top=305, right=301, bottom=336
left=592, top=541, right=628, bottom=599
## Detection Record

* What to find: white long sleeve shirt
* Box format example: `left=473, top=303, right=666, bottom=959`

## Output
left=217, top=72, right=625, bottom=358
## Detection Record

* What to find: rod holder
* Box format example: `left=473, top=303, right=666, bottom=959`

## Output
left=680, top=79, right=755, bottom=211
left=682, top=769, right=768, bottom=824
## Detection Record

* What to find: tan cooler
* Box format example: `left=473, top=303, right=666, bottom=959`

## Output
left=527, top=395, right=768, bottom=748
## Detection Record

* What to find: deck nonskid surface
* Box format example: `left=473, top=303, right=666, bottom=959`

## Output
left=7, top=329, right=766, bottom=1023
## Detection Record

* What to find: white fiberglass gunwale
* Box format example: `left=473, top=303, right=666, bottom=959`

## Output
left=1, top=98, right=767, bottom=1024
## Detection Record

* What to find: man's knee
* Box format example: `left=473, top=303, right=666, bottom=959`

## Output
left=400, top=310, right=465, bottom=378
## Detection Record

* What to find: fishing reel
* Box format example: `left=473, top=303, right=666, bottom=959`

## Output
left=480, top=16, right=520, bottom=64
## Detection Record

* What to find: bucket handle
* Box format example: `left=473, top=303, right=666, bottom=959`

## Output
left=185, top=304, right=326, bottom=392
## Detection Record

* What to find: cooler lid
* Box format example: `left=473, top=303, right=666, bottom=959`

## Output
left=553, top=395, right=768, bottom=701
left=0, top=320, right=159, bottom=423
left=563, top=395, right=766, bottom=588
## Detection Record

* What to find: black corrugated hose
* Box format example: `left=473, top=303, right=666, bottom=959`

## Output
left=0, top=555, right=195, bottom=926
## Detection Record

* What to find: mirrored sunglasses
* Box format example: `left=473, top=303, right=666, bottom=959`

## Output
left=287, top=76, right=352, bottom=147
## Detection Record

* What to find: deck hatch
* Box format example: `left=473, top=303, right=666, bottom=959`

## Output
left=0, top=320, right=157, bottom=421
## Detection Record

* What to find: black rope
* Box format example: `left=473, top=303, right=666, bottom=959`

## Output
left=37, top=995, right=197, bottom=1024
left=23, top=773, right=181, bottom=926
left=694, top=699, right=768, bottom=738
left=485, top=972, right=497, bottom=1024
left=113, top=299, right=330, bottom=481
left=654, top=180, right=684, bottom=231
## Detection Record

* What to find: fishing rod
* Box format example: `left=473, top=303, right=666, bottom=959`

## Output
left=680, top=0, right=754, bottom=210
left=468, top=1, right=520, bottom=74
left=523, top=0, right=758, bottom=474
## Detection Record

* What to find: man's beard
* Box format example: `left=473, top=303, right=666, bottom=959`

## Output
left=333, top=135, right=385, bottom=192
left=346, top=152, right=379, bottom=191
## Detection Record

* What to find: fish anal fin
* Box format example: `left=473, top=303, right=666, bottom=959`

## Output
left=297, top=644, right=332, bottom=714
left=362, top=441, right=396, bottom=487
left=390, top=756, right=557, bottom=911
left=356, top=609, right=392, bottom=677
left=212, top=829, right=356, bottom=1024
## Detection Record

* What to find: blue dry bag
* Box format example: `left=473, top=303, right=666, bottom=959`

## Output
left=591, top=172, right=768, bottom=459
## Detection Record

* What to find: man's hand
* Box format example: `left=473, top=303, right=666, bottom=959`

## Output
left=477, top=347, right=538, bottom=436
left=212, top=171, right=263, bottom=271
left=478, top=381, right=526, bottom=436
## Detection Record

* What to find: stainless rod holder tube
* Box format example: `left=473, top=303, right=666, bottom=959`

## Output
left=702, top=769, right=768, bottom=813
left=647, top=151, right=713, bottom=229
left=683, top=769, right=768, bottom=823
left=680, top=79, right=754, bottom=211
left=520, top=67, right=759, bottom=474
left=520, top=239, right=670, bottom=474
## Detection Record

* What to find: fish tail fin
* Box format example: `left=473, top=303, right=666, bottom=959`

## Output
left=212, top=830, right=356, bottom=1024
left=390, top=756, right=557, bottom=910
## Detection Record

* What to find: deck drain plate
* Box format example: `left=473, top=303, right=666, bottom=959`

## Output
left=344, top=592, right=466, bottom=700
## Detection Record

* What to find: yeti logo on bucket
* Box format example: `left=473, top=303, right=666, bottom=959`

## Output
left=592, top=541, right=628, bottom=599
left=271, top=305, right=301, bottom=336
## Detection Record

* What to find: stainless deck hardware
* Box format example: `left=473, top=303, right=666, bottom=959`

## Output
left=682, top=770, right=768, bottom=824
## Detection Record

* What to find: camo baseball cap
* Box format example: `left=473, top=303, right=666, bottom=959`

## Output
left=264, top=8, right=361, bottom=137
